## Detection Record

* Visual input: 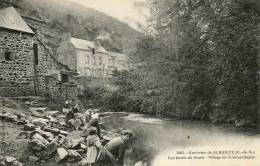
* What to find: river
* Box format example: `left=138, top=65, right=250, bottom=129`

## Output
left=101, top=112, right=260, bottom=166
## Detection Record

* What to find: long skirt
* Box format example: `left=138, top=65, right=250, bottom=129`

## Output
left=87, top=146, right=99, bottom=164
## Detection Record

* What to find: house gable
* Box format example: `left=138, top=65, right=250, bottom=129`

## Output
left=0, top=7, right=34, bottom=34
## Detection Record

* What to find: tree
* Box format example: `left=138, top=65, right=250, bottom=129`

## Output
left=113, top=0, right=259, bottom=126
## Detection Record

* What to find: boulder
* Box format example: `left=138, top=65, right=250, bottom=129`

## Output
left=135, top=161, right=148, bottom=166
left=46, top=141, right=59, bottom=156
left=0, top=155, right=4, bottom=161
left=31, top=133, right=49, bottom=145
left=45, top=111, right=59, bottom=117
left=36, top=151, right=49, bottom=159
left=61, top=138, right=71, bottom=149
left=0, top=161, right=5, bottom=166
left=5, top=156, right=16, bottom=163
left=32, top=118, right=49, bottom=127
left=59, top=130, right=69, bottom=136
left=43, top=115, right=56, bottom=123
left=16, top=131, right=31, bottom=139
left=44, top=128, right=60, bottom=135
left=28, top=156, right=39, bottom=162
left=29, top=133, right=49, bottom=151
left=29, top=139, right=47, bottom=151
left=70, top=139, right=82, bottom=150
left=29, top=107, right=48, bottom=113
left=67, top=150, right=82, bottom=162
left=11, top=160, right=23, bottom=166
left=234, top=119, right=253, bottom=128
left=80, top=143, right=87, bottom=150
left=6, top=114, right=18, bottom=122
left=24, top=124, right=35, bottom=131
left=41, top=132, right=55, bottom=141
left=56, top=148, right=68, bottom=162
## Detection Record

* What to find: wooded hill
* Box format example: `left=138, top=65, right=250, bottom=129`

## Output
left=0, top=0, right=142, bottom=56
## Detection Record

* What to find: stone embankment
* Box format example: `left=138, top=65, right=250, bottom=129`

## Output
left=0, top=100, right=122, bottom=166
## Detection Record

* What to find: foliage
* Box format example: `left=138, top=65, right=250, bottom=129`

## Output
left=1, top=0, right=142, bottom=54
left=109, top=0, right=259, bottom=126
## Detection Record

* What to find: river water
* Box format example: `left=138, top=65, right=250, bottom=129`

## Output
left=101, top=112, right=260, bottom=166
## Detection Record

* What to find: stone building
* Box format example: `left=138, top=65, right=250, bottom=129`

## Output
left=57, top=37, right=110, bottom=78
left=0, top=7, right=78, bottom=101
left=57, top=36, right=129, bottom=78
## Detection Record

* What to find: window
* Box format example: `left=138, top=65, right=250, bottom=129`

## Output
left=33, top=43, right=38, bottom=65
left=4, top=51, right=12, bottom=61
left=93, top=56, right=96, bottom=65
left=92, top=48, right=95, bottom=55
left=99, top=57, right=102, bottom=65
left=61, top=74, right=69, bottom=83
left=85, top=56, right=89, bottom=65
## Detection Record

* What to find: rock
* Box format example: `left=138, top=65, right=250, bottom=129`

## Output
left=56, top=134, right=66, bottom=144
left=11, top=160, right=23, bottom=166
left=0, top=113, right=18, bottom=122
left=71, top=139, right=82, bottom=150
left=6, top=114, right=18, bottom=122
left=25, top=101, right=31, bottom=105
left=29, top=107, right=48, bottom=113
left=67, top=150, right=82, bottom=162
left=135, top=161, right=148, bottom=166
left=32, top=133, right=49, bottom=145
left=32, top=118, right=49, bottom=127
left=16, top=131, right=31, bottom=139
left=0, top=161, right=6, bottom=166
left=28, top=156, right=39, bottom=163
left=17, top=120, right=27, bottom=125
left=59, top=130, right=69, bottom=136
left=45, top=111, right=60, bottom=117
left=36, top=151, right=49, bottom=159
left=0, top=156, right=4, bottom=161
left=56, top=115, right=66, bottom=119
left=61, top=138, right=71, bottom=149
left=29, top=139, right=47, bottom=151
left=41, top=132, right=55, bottom=141
left=16, top=113, right=26, bottom=119
left=46, top=141, right=59, bottom=156
left=5, top=156, right=16, bottom=163
left=46, top=116, right=56, bottom=123
left=24, top=123, right=35, bottom=131
left=0, top=113, right=11, bottom=121
left=56, top=148, right=68, bottom=162
left=80, top=143, right=87, bottom=150
left=29, top=133, right=49, bottom=151
left=235, top=119, right=253, bottom=128
left=44, top=128, right=60, bottom=135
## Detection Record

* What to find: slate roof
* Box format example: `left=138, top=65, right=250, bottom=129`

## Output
left=70, top=37, right=107, bottom=53
left=0, top=7, right=34, bottom=34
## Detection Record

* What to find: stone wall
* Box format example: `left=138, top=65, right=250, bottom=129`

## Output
left=46, top=76, right=77, bottom=101
left=0, top=29, right=78, bottom=101
left=0, top=29, right=35, bottom=96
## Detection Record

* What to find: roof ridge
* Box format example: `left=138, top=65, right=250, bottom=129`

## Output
left=0, top=6, right=34, bottom=34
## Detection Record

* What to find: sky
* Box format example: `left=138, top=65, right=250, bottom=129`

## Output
left=68, top=0, right=150, bottom=30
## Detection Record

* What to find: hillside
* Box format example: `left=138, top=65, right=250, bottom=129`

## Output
left=0, top=0, right=142, bottom=56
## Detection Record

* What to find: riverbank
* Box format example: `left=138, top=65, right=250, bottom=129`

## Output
left=0, top=98, right=259, bottom=166
left=101, top=112, right=260, bottom=166
left=0, top=104, right=150, bottom=166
